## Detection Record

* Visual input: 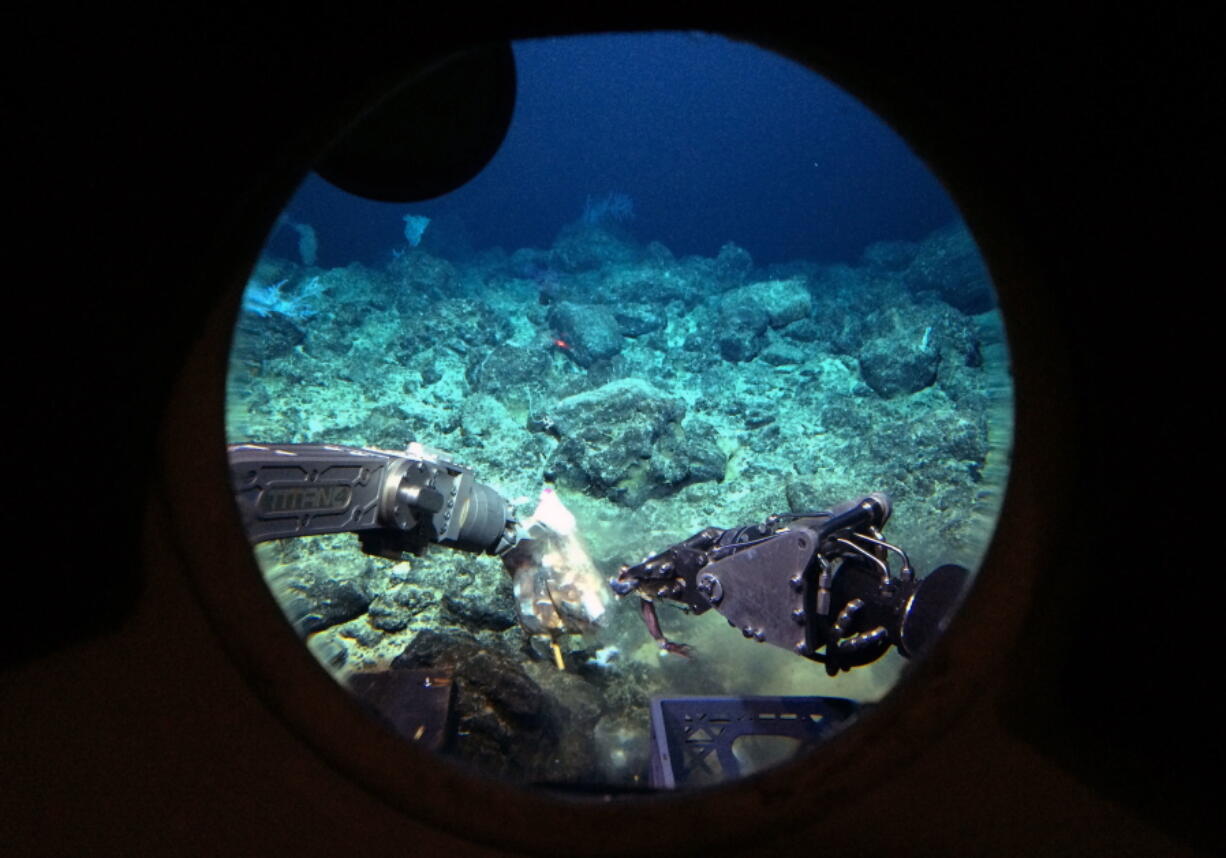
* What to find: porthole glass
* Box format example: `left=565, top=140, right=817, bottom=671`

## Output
left=225, top=32, right=1012, bottom=792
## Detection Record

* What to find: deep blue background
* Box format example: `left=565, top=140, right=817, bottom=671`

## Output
left=271, top=32, right=959, bottom=269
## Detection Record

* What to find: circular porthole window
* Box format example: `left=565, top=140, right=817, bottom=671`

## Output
left=224, top=31, right=1012, bottom=793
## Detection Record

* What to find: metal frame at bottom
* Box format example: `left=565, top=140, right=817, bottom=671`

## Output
left=648, top=695, right=859, bottom=789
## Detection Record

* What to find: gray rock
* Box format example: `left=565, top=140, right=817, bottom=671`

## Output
left=367, top=594, right=413, bottom=632
left=466, top=343, right=553, bottom=395
left=421, top=364, right=443, bottom=385
left=780, top=318, right=822, bottom=344
left=394, top=630, right=544, bottom=720
left=543, top=379, right=722, bottom=506
left=656, top=420, right=727, bottom=486
left=547, top=301, right=624, bottom=367
left=388, top=583, right=434, bottom=613
left=901, top=223, right=995, bottom=315
left=393, top=629, right=556, bottom=779
left=549, top=378, right=684, bottom=439
left=339, top=619, right=383, bottom=647
left=785, top=481, right=827, bottom=514
left=760, top=339, right=808, bottom=366
left=442, top=568, right=518, bottom=632
left=858, top=339, right=941, bottom=398
left=717, top=286, right=771, bottom=335
left=901, top=411, right=988, bottom=463
left=742, top=403, right=776, bottom=428
left=761, top=277, right=813, bottom=328
left=852, top=301, right=946, bottom=399
left=267, top=570, right=369, bottom=636
left=721, top=277, right=812, bottom=330
left=716, top=331, right=764, bottom=362
left=612, top=303, right=664, bottom=337
left=524, top=664, right=604, bottom=781
left=820, top=402, right=872, bottom=435
left=713, top=241, right=754, bottom=286
left=550, top=223, right=640, bottom=273
left=458, top=394, right=519, bottom=446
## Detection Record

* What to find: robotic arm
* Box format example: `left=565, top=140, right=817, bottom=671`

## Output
left=228, top=444, right=966, bottom=676
left=610, top=494, right=971, bottom=675
left=227, top=442, right=521, bottom=560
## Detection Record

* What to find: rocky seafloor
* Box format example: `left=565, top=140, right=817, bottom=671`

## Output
left=226, top=217, right=1013, bottom=787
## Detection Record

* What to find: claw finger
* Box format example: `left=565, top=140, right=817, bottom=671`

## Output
left=662, top=641, right=693, bottom=658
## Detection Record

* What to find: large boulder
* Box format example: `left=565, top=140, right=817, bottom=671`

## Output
left=550, top=222, right=640, bottom=272
left=855, top=303, right=945, bottom=398
left=720, top=277, right=812, bottom=330
left=655, top=420, right=727, bottom=486
left=905, top=224, right=995, bottom=315
left=713, top=241, right=754, bottom=287
left=715, top=283, right=770, bottom=363
left=543, top=379, right=725, bottom=507
left=393, top=629, right=554, bottom=779
left=267, top=568, right=370, bottom=636
left=858, top=338, right=941, bottom=398
left=547, top=301, right=624, bottom=367
left=714, top=277, right=812, bottom=362
left=612, top=302, right=664, bottom=337
left=466, top=343, right=554, bottom=398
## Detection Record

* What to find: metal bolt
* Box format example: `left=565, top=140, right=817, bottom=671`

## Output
left=753, top=629, right=766, bottom=642
left=789, top=574, right=804, bottom=592
left=792, top=608, right=806, bottom=624
left=741, top=626, right=754, bottom=638
left=794, top=642, right=809, bottom=656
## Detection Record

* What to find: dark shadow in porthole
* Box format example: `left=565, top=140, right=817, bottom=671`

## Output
left=222, top=31, right=1013, bottom=795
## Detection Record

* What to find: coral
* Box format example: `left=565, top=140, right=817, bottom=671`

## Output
left=241, top=276, right=324, bottom=320
left=581, top=191, right=635, bottom=225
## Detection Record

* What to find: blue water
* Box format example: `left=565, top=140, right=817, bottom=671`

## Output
left=267, top=32, right=957, bottom=270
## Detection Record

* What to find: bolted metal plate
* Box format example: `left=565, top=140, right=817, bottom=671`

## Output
left=705, top=530, right=816, bottom=654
